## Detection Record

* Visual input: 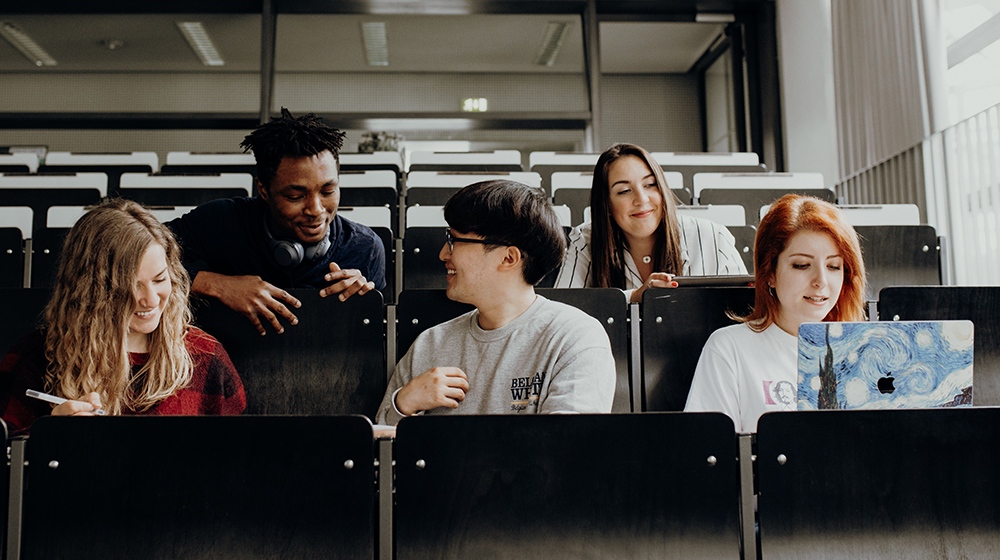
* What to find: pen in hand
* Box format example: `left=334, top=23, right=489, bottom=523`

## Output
left=26, top=389, right=106, bottom=416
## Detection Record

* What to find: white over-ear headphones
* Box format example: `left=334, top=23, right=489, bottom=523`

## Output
left=263, top=217, right=331, bottom=268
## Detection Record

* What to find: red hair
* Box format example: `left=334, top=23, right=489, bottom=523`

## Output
left=741, top=194, right=867, bottom=331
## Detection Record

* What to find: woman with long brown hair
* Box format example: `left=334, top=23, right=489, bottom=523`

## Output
left=554, top=143, right=746, bottom=302
left=684, top=194, right=867, bottom=432
left=0, top=199, right=245, bottom=433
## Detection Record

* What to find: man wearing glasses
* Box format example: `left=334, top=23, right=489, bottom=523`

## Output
left=376, top=180, right=615, bottom=424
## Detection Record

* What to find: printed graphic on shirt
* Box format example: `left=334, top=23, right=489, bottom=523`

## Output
left=510, top=372, right=546, bottom=412
left=762, top=379, right=796, bottom=411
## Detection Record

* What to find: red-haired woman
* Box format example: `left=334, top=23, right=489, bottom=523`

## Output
left=685, top=194, right=867, bottom=432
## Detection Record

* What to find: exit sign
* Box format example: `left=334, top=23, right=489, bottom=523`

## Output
left=462, top=98, right=488, bottom=112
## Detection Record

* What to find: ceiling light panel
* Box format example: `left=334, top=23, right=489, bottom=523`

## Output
left=1, top=22, right=57, bottom=67
left=176, top=21, right=225, bottom=67
left=361, top=22, right=389, bottom=66
left=535, top=21, right=571, bottom=66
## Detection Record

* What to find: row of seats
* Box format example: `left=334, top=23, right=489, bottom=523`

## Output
left=0, top=214, right=941, bottom=308
left=3, top=148, right=764, bottom=186
left=6, top=148, right=902, bottom=229
left=0, top=169, right=847, bottom=235
left=0, top=169, right=942, bottom=301
left=402, top=221, right=942, bottom=300
left=1, top=149, right=778, bottom=232
left=0, top=168, right=841, bottom=234
left=5, top=285, right=999, bottom=421
left=5, top=407, right=999, bottom=560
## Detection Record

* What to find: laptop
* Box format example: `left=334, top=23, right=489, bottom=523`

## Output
left=797, top=320, right=974, bottom=410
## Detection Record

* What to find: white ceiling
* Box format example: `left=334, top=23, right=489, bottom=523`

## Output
left=0, top=13, right=724, bottom=74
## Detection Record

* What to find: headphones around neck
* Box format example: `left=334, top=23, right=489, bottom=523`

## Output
left=263, top=216, right=331, bottom=269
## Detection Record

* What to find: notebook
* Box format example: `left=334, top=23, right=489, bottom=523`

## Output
left=797, top=321, right=974, bottom=410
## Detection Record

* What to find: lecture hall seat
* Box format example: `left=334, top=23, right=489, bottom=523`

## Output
left=12, top=416, right=375, bottom=560
left=641, top=286, right=756, bottom=412
left=757, top=408, right=1000, bottom=560
left=192, top=288, right=386, bottom=418
left=395, top=413, right=742, bottom=560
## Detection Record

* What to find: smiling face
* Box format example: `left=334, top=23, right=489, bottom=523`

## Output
left=258, top=151, right=340, bottom=244
left=439, top=229, right=504, bottom=305
left=127, top=242, right=172, bottom=352
left=607, top=155, right=663, bottom=245
left=771, top=229, right=845, bottom=336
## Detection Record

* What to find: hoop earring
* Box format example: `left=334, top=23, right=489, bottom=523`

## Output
left=769, top=285, right=776, bottom=297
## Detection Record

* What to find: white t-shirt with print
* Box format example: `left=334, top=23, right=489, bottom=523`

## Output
left=684, top=322, right=798, bottom=433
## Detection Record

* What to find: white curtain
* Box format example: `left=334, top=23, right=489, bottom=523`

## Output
left=832, top=0, right=947, bottom=179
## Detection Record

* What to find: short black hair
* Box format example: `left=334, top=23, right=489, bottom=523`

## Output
left=444, top=180, right=566, bottom=285
left=240, top=108, right=346, bottom=188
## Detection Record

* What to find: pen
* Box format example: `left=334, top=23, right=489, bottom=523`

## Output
left=26, top=389, right=106, bottom=415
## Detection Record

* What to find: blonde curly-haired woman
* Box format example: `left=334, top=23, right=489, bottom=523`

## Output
left=0, top=199, right=245, bottom=433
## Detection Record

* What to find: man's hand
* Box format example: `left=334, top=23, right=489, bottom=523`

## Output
left=320, top=262, right=376, bottom=301
left=395, top=367, right=469, bottom=416
left=192, top=271, right=301, bottom=335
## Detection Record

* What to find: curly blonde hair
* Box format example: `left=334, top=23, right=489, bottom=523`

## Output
left=43, top=199, right=194, bottom=414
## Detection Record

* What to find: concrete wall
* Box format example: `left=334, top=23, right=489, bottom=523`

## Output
left=776, top=0, right=840, bottom=186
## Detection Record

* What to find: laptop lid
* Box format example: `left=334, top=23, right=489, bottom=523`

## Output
left=797, top=321, right=974, bottom=410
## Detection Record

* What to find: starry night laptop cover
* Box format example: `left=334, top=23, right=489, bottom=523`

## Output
left=797, top=321, right=974, bottom=410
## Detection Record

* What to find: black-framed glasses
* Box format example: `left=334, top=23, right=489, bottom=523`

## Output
left=444, top=230, right=502, bottom=252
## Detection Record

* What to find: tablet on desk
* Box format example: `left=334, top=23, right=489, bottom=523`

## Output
left=672, top=274, right=755, bottom=287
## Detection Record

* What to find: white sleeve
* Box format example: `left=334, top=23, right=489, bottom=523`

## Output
left=684, top=329, right=742, bottom=431
left=715, top=224, right=748, bottom=275
left=554, top=226, right=592, bottom=288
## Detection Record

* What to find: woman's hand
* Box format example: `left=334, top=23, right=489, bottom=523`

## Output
left=51, top=392, right=104, bottom=416
left=630, top=272, right=679, bottom=303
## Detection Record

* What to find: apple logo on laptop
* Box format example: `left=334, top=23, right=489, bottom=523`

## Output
left=877, top=374, right=896, bottom=395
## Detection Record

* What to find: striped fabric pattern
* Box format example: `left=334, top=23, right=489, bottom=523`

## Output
left=554, top=215, right=747, bottom=291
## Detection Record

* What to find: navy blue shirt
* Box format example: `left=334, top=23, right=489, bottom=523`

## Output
left=167, top=197, right=386, bottom=292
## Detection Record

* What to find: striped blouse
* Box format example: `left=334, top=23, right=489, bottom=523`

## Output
left=553, top=215, right=748, bottom=296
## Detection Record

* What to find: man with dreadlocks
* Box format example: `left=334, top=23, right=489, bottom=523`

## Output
left=169, top=109, right=386, bottom=335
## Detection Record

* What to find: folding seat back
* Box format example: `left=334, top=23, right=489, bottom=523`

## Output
left=160, top=152, right=256, bottom=177
left=38, top=152, right=157, bottom=194
left=408, top=150, right=522, bottom=173
left=193, top=288, right=386, bottom=418
left=641, top=286, right=755, bottom=411
left=116, top=172, right=252, bottom=206
left=340, top=151, right=404, bottom=188
left=0, top=173, right=106, bottom=234
left=0, top=153, right=39, bottom=173
left=757, top=408, right=1000, bottom=559
left=695, top=173, right=833, bottom=226
left=0, top=288, right=50, bottom=357
left=14, top=416, right=375, bottom=560
left=405, top=171, right=541, bottom=206
left=856, top=225, right=941, bottom=299
left=0, top=207, right=31, bottom=288
left=340, top=170, right=399, bottom=235
left=395, top=413, right=742, bottom=559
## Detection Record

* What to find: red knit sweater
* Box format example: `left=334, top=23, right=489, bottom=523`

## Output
left=0, top=327, right=246, bottom=434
